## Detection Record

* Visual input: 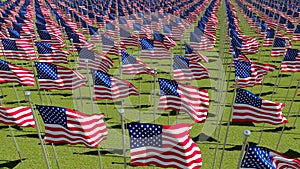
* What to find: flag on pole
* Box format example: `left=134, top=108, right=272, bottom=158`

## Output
left=233, top=88, right=287, bottom=125
left=121, top=50, right=154, bottom=75
left=128, top=122, right=202, bottom=169
left=271, top=37, right=287, bottom=57
left=173, top=56, right=210, bottom=81
left=35, top=41, right=69, bottom=64
left=240, top=146, right=300, bottom=169
left=0, top=38, right=36, bottom=60
left=0, top=59, right=34, bottom=86
left=0, top=106, right=35, bottom=128
left=35, top=62, right=86, bottom=90
left=184, top=42, right=209, bottom=62
left=158, top=78, right=209, bottom=123
left=281, top=48, right=300, bottom=72
left=77, top=47, right=113, bottom=72
left=36, top=105, right=108, bottom=148
left=140, top=38, right=171, bottom=60
left=92, top=70, right=139, bottom=100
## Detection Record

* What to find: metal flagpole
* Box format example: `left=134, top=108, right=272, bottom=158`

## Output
left=119, top=108, right=127, bottom=169
left=275, top=79, right=300, bottom=150
left=25, top=91, right=51, bottom=169
left=153, top=68, right=157, bottom=124
left=292, top=108, right=300, bottom=128
left=237, top=130, right=251, bottom=169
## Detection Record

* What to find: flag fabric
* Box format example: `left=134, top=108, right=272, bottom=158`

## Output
left=1, top=38, right=36, bottom=60
left=140, top=38, right=171, bottom=60
left=271, top=37, right=287, bottom=57
left=128, top=122, right=202, bottom=169
left=293, top=25, right=300, bottom=41
left=36, top=105, right=108, bottom=148
left=0, top=106, right=35, bottom=128
left=101, top=34, right=124, bottom=56
left=121, top=50, right=154, bottom=75
left=77, top=47, right=113, bottom=72
left=153, top=32, right=177, bottom=49
left=0, top=59, right=34, bottom=86
left=35, top=62, right=86, bottom=90
left=92, top=70, right=139, bottom=100
left=281, top=48, right=300, bottom=72
left=38, top=29, right=66, bottom=49
left=35, top=41, right=69, bottom=64
left=263, top=29, right=276, bottom=47
left=158, top=78, right=209, bottom=123
left=184, top=42, right=209, bottom=62
left=173, top=56, right=210, bottom=81
left=240, top=146, right=300, bottom=169
left=233, top=88, right=287, bottom=125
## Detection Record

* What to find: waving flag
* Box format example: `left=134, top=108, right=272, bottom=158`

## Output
left=281, top=48, right=300, bottom=72
left=293, top=25, right=300, bottom=41
left=173, top=56, right=210, bottom=81
left=128, top=122, right=202, bottom=169
left=121, top=50, right=154, bottom=75
left=241, top=146, right=300, bottom=169
left=101, top=34, right=124, bottom=56
left=153, top=32, right=177, bottom=49
left=0, top=59, right=34, bottom=86
left=271, top=37, right=288, bottom=57
left=158, top=78, right=209, bottom=123
left=92, top=70, right=139, bottom=100
left=119, top=28, right=139, bottom=47
left=140, top=38, right=171, bottom=60
left=189, top=32, right=213, bottom=51
left=1, top=38, right=36, bottom=60
left=233, top=89, right=287, bottom=125
left=38, top=29, right=65, bottom=49
left=262, top=29, right=276, bottom=47
left=35, top=62, right=86, bottom=90
left=0, top=106, right=35, bottom=128
left=36, top=105, right=108, bottom=148
left=184, top=42, right=209, bottom=62
left=77, top=47, right=113, bottom=72
left=35, top=41, right=69, bottom=63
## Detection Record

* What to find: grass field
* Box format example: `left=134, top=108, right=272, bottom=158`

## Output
left=0, top=0, right=300, bottom=168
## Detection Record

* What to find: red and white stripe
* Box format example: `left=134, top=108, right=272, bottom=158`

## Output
left=0, top=106, right=35, bottom=128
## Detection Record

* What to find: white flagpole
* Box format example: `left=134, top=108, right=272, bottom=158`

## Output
left=25, top=91, right=51, bottom=169
left=153, top=68, right=157, bottom=124
left=237, top=130, right=251, bottom=169
left=119, top=108, right=127, bottom=169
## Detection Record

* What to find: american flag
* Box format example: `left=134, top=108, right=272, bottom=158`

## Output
left=271, top=37, right=287, bottom=57
left=140, top=38, right=171, bottom=60
left=36, top=105, right=108, bottom=148
left=77, top=47, right=113, bottom=72
left=35, top=62, right=86, bottom=90
left=128, top=122, right=202, bottom=169
left=121, top=50, right=154, bottom=75
left=173, top=56, right=210, bottom=81
left=35, top=41, right=69, bottom=64
left=153, top=32, right=177, bottom=49
left=0, top=38, right=36, bottom=60
left=240, top=146, right=300, bottom=169
left=8, top=28, right=21, bottom=39
left=233, top=88, right=287, bottom=125
left=0, top=106, right=35, bottom=128
left=262, top=29, right=276, bottom=47
left=101, top=34, right=124, bottom=56
left=293, top=25, right=300, bottom=41
left=184, top=42, right=209, bottom=62
left=189, top=32, right=213, bottom=51
left=92, top=70, right=139, bottom=100
left=158, top=78, right=209, bottom=123
left=119, top=28, right=139, bottom=47
left=38, top=29, right=66, bottom=49
left=0, top=59, right=34, bottom=86
left=281, top=48, right=300, bottom=72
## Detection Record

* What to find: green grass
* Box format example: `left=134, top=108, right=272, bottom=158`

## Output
left=0, top=0, right=300, bottom=169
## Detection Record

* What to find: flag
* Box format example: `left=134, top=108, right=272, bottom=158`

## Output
left=240, top=146, right=300, bottom=169
left=0, top=59, right=34, bottom=86
left=184, top=42, right=209, bottom=62
left=35, top=62, right=86, bottom=90
left=36, top=105, right=108, bottom=148
left=173, top=56, right=210, bottom=81
left=92, top=70, right=139, bottom=100
left=158, top=78, right=209, bottom=123
left=121, top=50, right=154, bottom=75
left=119, top=28, right=139, bottom=47
left=281, top=48, right=300, bottom=72
left=38, top=29, right=66, bottom=49
left=1, top=38, right=36, bottom=60
left=0, top=106, right=35, bottom=128
left=101, top=34, right=124, bottom=56
left=35, top=41, right=69, bottom=64
left=271, top=37, right=287, bottom=57
left=77, top=47, right=113, bottom=72
left=153, top=32, right=177, bottom=49
left=140, top=38, right=171, bottom=60
left=262, top=29, right=276, bottom=47
left=128, top=122, right=202, bottom=169
left=189, top=32, right=213, bottom=51
left=233, top=88, right=287, bottom=125
left=293, top=25, right=300, bottom=41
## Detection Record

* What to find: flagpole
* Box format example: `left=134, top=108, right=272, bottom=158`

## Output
left=292, top=108, right=300, bottom=128
left=153, top=68, right=157, bottom=124
left=275, top=78, right=300, bottom=151
left=25, top=91, right=51, bottom=169
left=237, top=130, right=251, bottom=169
left=219, top=78, right=239, bottom=169
left=119, top=108, right=127, bottom=169
left=138, top=74, right=142, bottom=122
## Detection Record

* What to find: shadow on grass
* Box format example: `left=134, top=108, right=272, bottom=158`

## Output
left=259, top=91, right=274, bottom=97
left=283, top=149, right=300, bottom=158
left=0, top=94, right=7, bottom=99
left=14, top=134, right=39, bottom=139
left=221, top=122, right=255, bottom=126
left=251, top=126, right=295, bottom=132
left=193, top=133, right=219, bottom=143
left=74, top=149, right=124, bottom=156
left=209, top=142, right=257, bottom=151
left=5, top=100, right=28, bottom=105
left=0, top=125, right=23, bottom=131
left=0, top=159, right=25, bottom=169
left=49, top=93, right=73, bottom=97
left=133, top=105, right=151, bottom=109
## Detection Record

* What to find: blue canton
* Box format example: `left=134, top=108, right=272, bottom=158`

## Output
left=38, top=30, right=51, bottom=40
left=235, top=89, right=262, bottom=108
left=36, top=42, right=53, bottom=54
left=102, top=35, right=114, bottom=46
left=35, top=62, right=58, bottom=80
left=2, top=39, right=18, bottom=50
left=190, top=32, right=201, bottom=43
left=273, top=38, right=286, bottom=48
left=8, top=28, right=20, bottom=39
left=184, top=42, right=193, bottom=54
left=36, top=105, right=68, bottom=129
left=128, top=123, right=162, bottom=149
left=121, top=51, right=137, bottom=65
left=154, top=32, right=164, bottom=43
left=241, top=146, right=275, bottom=169
left=92, top=70, right=112, bottom=88
left=158, top=78, right=179, bottom=97
left=163, top=25, right=172, bottom=34
left=174, top=56, right=190, bottom=70
left=140, top=38, right=154, bottom=50
left=234, top=61, right=252, bottom=78
left=0, top=59, right=10, bottom=71
left=283, top=49, right=299, bottom=61
left=79, top=47, right=95, bottom=60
